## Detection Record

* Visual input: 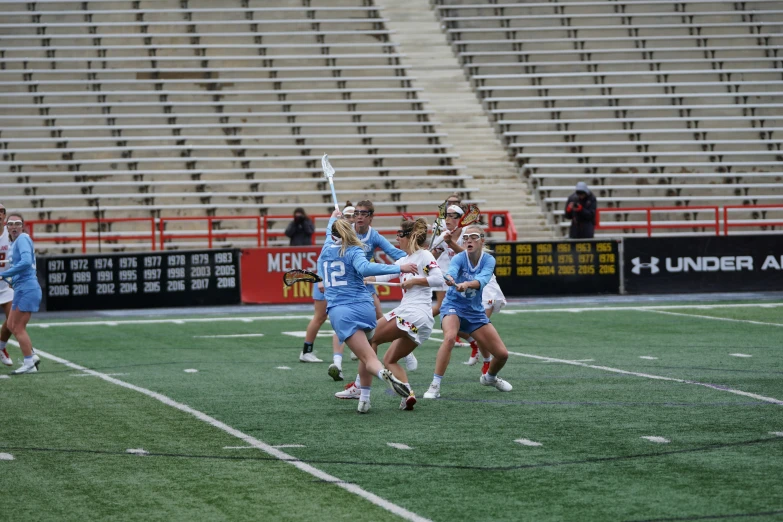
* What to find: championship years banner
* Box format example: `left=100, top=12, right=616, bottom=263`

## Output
left=624, top=235, right=783, bottom=294
left=240, top=247, right=403, bottom=304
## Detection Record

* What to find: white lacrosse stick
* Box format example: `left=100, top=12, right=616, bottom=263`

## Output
left=321, top=153, right=340, bottom=212
left=366, top=281, right=401, bottom=287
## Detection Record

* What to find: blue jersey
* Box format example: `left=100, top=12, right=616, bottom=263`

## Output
left=319, top=243, right=401, bottom=311
left=355, top=226, right=406, bottom=263
left=2, top=233, right=38, bottom=289
left=442, top=250, right=496, bottom=315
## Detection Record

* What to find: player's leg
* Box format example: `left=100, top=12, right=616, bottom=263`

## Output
left=301, top=298, right=326, bottom=363
left=8, top=309, right=36, bottom=375
left=431, top=290, right=446, bottom=317
left=328, top=334, right=345, bottom=381
left=344, top=330, right=409, bottom=413
left=471, top=324, right=512, bottom=392
left=382, top=337, right=418, bottom=410
left=478, top=307, right=494, bottom=374
left=424, top=314, right=459, bottom=398
left=0, top=300, right=12, bottom=366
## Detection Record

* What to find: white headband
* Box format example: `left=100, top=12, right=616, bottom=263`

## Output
left=447, top=205, right=464, bottom=215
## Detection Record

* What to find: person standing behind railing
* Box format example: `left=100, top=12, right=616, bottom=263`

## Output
left=285, top=207, right=315, bottom=246
left=0, top=213, right=42, bottom=375
left=564, top=181, right=597, bottom=239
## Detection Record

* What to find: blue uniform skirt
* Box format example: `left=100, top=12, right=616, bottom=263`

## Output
left=328, top=300, right=377, bottom=344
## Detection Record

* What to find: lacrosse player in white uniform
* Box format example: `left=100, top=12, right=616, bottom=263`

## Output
left=365, top=218, right=444, bottom=410
left=0, top=205, right=15, bottom=367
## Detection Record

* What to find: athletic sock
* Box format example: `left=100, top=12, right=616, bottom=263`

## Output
left=485, top=373, right=497, bottom=382
left=483, top=356, right=491, bottom=363
left=333, top=353, right=342, bottom=368
left=354, top=374, right=361, bottom=387
left=360, top=386, right=371, bottom=402
left=0, top=341, right=6, bottom=350
left=302, top=342, right=314, bottom=354
left=432, top=374, right=443, bottom=386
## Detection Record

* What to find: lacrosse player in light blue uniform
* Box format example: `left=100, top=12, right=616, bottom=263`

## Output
left=0, top=213, right=42, bottom=375
left=320, top=213, right=419, bottom=413
left=424, top=224, right=512, bottom=399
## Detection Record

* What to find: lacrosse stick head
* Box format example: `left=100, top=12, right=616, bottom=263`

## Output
left=458, top=204, right=481, bottom=227
left=283, top=269, right=322, bottom=287
left=436, top=200, right=449, bottom=220
left=321, top=154, right=335, bottom=181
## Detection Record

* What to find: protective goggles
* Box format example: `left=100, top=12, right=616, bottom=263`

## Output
left=446, top=213, right=462, bottom=219
left=353, top=210, right=373, bottom=216
left=6, top=220, right=23, bottom=227
left=462, top=233, right=484, bottom=241
left=396, top=230, right=411, bottom=238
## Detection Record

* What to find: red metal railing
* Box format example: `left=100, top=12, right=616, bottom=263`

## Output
left=23, top=210, right=517, bottom=252
left=26, top=217, right=156, bottom=254
left=724, top=204, right=783, bottom=235
left=596, top=206, right=721, bottom=237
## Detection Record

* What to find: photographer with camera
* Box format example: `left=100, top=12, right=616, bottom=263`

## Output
left=285, top=207, right=315, bottom=246
left=564, top=182, right=597, bottom=239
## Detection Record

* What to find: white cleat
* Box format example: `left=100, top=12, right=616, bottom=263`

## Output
left=299, top=352, right=323, bottom=363
left=404, top=353, right=418, bottom=372
left=464, top=355, right=479, bottom=366
left=357, top=400, right=370, bottom=414
left=334, top=382, right=361, bottom=400
left=328, top=364, right=344, bottom=381
left=423, top=382, right=441, bottom=399
left=381, top=369, right=410, bottom=398
left=11, top=358, right=38, bottom=375
left=480, top=374, right=513, bottom=392
left=0, top=348, right=12, bottom=367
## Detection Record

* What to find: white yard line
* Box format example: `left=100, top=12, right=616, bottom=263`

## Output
left=0, top=453, right=14, bottom=460
left=24, top=345, right=430, bottom=522
left=507, top=351, right=783, bottom=406
left=730, top=354, right=753, bottom=358
left=29, top=315, right=313, bottom=328
left=514, top=439, right=543, bottom=447
left=641, top=436, right=670, bottom=444
left=387, top=443, right=413, bottom=450
left=640, top=309, right=783, bottom=327
left=500, top=303, right=783, bottom=315
left=193, top=334, right=265, bottom=339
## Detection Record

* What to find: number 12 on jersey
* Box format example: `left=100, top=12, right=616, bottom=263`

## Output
left=322, top=261, right=348, bottom=288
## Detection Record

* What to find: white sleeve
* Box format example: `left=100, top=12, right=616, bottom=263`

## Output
left=422, top=252, right=445, bottom=288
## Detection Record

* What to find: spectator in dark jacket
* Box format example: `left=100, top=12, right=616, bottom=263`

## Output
left=564, top=182, right=597, bottom=239
left=285, top=207, right=315, bottom=246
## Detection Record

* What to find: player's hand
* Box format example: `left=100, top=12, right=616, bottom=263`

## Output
left=401, top=278, right=415, bottom=291
left=317, top=282, right=325, bottom=292
left=400, top=263, right=418, bottom=274
left=444, top=274, right=455, bottom=286
left=456, top=282, right=471, bottom=292
left=364, top=276, right=376, bottom=284
left=332, top=209, right=342, bottom=219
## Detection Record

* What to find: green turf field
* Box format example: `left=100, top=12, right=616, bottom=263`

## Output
left=1, top=300, right=782, bottom=521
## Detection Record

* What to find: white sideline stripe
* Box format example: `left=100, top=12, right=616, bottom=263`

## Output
left=500, top=303, right=783, bottom=314
left=641, top=309, right=783, bottom=327
left=126, top=448, right=149, bottom=456
left=573, top=359, right=595, bottom=362
left=639, top=356, right=659, bottom=360
left=30, top=348, right=430, bottom=522
left=507, top=351, right=783, bottom=406
left=641, top=436, right=670, bottom=444
left=282, top=331, right=334, bottom=338
left=770, top=432, right=783, bottom=437
left=387, top=443, right=413, bottom=450
left=29, top=315, right=313, bottom=328
left=0, top=375, right=9, bottom=379
left=224, top=446, right=254, bottom=450
left=0, top=453, right=14, bottom=460
left=184, top=369, right=199, bottom=373
left=193, top=333, right=265, bottom=338
left=276, top=366, right=292, bottom=370
left=514, top=438, right=543, bottom=447
left=426, top=336, right=470, bottom=347
left=71, top=373, right=129, bottom=377
left=225, top=444, right=305, bottom=449
left=730, top=353, right=753, bottom=358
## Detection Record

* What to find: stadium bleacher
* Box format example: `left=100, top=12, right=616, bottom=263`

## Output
left=432, top=0, right=783, bottom=235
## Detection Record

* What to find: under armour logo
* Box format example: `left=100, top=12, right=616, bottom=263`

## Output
left=631, top=257, right=660, bottom=275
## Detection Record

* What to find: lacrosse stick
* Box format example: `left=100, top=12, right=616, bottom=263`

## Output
left=366, top=281, right=401, bottom=287
left=430, top=204, right=482, bottom=251
left=321, top=153, right=340, bottom=212
left=283, top=269, right=322, bottom=287
left=427, top=199, right=450, bottom=250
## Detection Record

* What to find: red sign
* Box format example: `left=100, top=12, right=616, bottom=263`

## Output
left=240, top=247, right=403, bottom=304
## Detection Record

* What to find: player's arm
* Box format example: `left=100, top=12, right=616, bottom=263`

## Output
left=472, top=255, right=496, bottom=292
left=0, top=237, right=33, bottom=279
left=371, top=259, right=403, bottom=284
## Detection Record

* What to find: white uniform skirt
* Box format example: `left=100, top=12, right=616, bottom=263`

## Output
left=0, top=287, right=14, bottom=306
left=482, top=278, right=507, bottom=313
left=383, top=304, right=435, bottom=346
